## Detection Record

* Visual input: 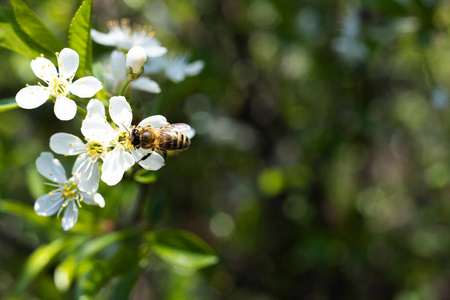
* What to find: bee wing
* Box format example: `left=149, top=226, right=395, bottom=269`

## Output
left=160, top=123, right=191, bottom=133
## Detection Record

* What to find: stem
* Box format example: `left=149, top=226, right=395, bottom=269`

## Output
left=77, top=105, right=87, bottom=116
left=119, top=80, right=131, bottom=96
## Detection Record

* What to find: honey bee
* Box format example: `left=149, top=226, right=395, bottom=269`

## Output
left=128, top=123, right=191, bottom=162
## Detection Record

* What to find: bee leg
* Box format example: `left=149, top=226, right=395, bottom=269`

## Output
left=137, top=150, right=153, bottom=163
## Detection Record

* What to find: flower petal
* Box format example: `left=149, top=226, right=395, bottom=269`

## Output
left=81, top=118, right=117, bottom=145
left=61, top=200, right=78, bottom=231
left=130, top=77, right=161, bottom=93
left=184, top=60, right=205, bottom=76
left=54, top=96, right=77, bottom=121
left=50, top=133, right=85, bottom=155
left=72, top=154, right=100, bottom=194
left=58, top=48, right=79, bottom=81
left=16, top=85, right=50, bottom=109
left=101, top=148, right=135, bottom=186
left=183, top=127, right=196, bottom=140
left=36, top=152, right=67, bottom=183
left=137, top=115, right=167, bottom=128
left=30, top=57, right=57, bottom=82
left=34, top=189, right=65, bottom=216
left=140, top=42, right=167, bottom=57
left=131, top=148, right=165, bottom=171
left=86, top=99, right=106, bottom=119
left=81, top=192, right=105, bottom=208
left=71, top=76, right=103, bottom=98
left=91, top=29, right=119, bottom=47
left=109, top=96, right=132, bottom=128
left=110, top=50, right=126, bottom=82
left=165, top=64, right=186, bottom=83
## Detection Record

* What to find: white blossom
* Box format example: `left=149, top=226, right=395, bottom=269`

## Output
left=15, top=48, right=103, bottom=121
left=145, top=54, right=204, bottom=83
left=91, top=19, right=167, bottom=58
left=34, top=152, right=105, bottom=231
left=81, top=96, right=165, bottom=186
left=49, top=100, right=107, bottom=193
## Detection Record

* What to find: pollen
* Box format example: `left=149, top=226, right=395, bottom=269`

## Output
left=69, top=144, right=72, bottom=146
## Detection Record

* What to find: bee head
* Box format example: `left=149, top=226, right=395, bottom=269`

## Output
left=130, top=128, right=141, bottom=146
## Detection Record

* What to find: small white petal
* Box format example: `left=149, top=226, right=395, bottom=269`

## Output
left=73, top=155, right=100, bottom=194
left=70, top=76, right=103, bottom=98
left=61, top=200, right=78, bottom=231
left=109, top=96, right=132, bottom=128
left=101, top=148, right=135, bottom=186
left=81, top=118, right=117, bottom=145
left=131, top=148, right=165, bottom=171
left=81, top=192, right=105, bottom=208
left=91, top=29, right=119, bottom=47
left=30, top=57, right=57, bottom=82
left=34, top=190, right=65, bottom=216
left=126, top=46, right=147, bottom=73
left=183, top=127, right=196, bottom=140
left=184, top=60, right=205, bottom=76
left=86, top=99, right=106, bottom=119
left=36, top=152, right=67, bottom=183
left=165, top=65, right=186, bottom=83
left=142, top=44, right=167, bottom=57
left=110, top=50, right=127, bottom=82
left=54, top=96, right=77, bottom=121
left=58, top=48, right=79, bottom=81
left=50, top=133, right=85, bottom=155
left=16, top=86, right=50, bottom=109
left=130, top=77, right=161, bottom=94
left=137, top=115, right=167, bottom=128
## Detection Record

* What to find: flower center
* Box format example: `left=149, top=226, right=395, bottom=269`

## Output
left=86, top=141, right=106, bottom=159
left=62, top=181, right=79, bottom=200
left=49, top=77, right=69, bottom=97
left=116, top=130, right=134, bottom=150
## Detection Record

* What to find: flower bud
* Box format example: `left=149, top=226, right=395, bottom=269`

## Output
left=126, top=46, right=147, bottom=80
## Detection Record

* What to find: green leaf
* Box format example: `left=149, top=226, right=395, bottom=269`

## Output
left=0, top=7, right=42, bottom=57
left=9, top=0, right=64, bottom=54
left=0, top=199, right=93, bottom=233
left=54, top=231, right=131, bottom=292
left=13, top=238, right=68, bottom=295
left=68, top=0, right=93, bottom=77
left=149, top=230, right=219, bottom=270
left=0, top=97, right=18, bottom=113
left=111, top=269, right=140, bottom=300
left=76, top=241, right=143, bottom=299
left=134, top=169, right=158, bottom=184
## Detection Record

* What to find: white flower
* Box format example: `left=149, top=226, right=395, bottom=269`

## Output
left=104, top=50, right=160, bottom=94
left=34, top=152, right=105, bottom=231
left=49, top=99, right=107, bottom=193
left=91, top=19, right=167, bottom=58
left=81, top=96, right=165, bottom=186
left=146, top=54, right=204, bottom=83
left=126, top=46, right=147, bottom=76
left=15, top=48, right=103, bottom=121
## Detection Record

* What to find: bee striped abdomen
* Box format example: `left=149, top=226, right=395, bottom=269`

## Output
left=160, top=131, right=190, bottom=151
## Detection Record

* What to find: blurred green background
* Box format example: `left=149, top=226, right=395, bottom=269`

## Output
left=3, top=0, right=450, bottom=299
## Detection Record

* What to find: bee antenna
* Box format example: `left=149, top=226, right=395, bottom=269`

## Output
left=121, top=123, right=131, bottom=134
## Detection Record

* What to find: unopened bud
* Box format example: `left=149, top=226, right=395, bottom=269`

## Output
left=126, top=46, right=147, bottom=80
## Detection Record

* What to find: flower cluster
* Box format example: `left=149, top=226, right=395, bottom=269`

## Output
left=15, top=20, right=202, bottom=230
